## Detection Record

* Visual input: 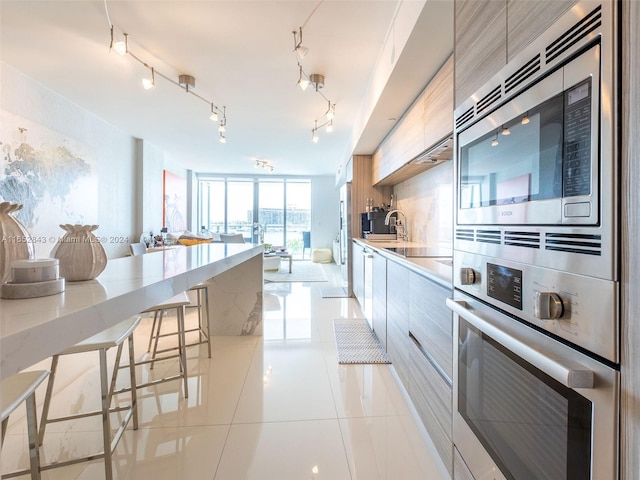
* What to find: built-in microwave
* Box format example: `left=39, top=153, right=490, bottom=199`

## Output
left=453, top=1, right=618, bottom=283
left=457, top=44, right=602, bottom=227
left=458, top=44, right=601, bottom=225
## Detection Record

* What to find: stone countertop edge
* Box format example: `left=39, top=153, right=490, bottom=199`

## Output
left=0, top=242, right=264, bottom=380
left=353, top=238, right=453, bottom=288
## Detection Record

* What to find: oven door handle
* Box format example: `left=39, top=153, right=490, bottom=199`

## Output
left=447, top=298, right=594, bottom=389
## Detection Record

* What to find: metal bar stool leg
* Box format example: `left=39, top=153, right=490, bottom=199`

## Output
left=177, top=305, right=189, bottom=398
left=99, top=348, right=113, bottom=480
left=36, top=316, right=140, bottom=480
left=1, top=370, right=49, bottom=480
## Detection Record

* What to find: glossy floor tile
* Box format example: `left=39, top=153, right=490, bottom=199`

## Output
left=1, top=262, right=450, bottom=479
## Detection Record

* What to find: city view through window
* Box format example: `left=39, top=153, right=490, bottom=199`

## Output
left=198, top=177, right=311, bottom=258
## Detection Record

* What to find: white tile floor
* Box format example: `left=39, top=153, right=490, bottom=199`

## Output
left=2, top=262, right=450, bottom=479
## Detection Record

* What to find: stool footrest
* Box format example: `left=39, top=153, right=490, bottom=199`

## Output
left=40, top=403, right=132, bottom=424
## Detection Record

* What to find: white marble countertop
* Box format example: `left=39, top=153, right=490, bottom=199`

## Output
left=0, top=242, right=263, bottom=380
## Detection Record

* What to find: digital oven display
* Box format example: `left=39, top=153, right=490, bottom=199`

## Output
left=487, top=263, right=523, bottom=310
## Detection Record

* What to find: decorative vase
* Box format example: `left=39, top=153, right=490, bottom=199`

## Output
left=50, top=224, right=107, bottom=281
left=0, top=202, right=35, bottom=284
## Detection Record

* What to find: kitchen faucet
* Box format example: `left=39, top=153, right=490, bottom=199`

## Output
left=384, top=209, right=408, bottom=241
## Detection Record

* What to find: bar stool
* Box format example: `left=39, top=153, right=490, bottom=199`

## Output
left=38, top=316, right=141, bottom=480
left=139, top=292, right=191, bottom=398
left=1, top=370, right=49, bottom=480
left=187, top=283, right=212, bottom=358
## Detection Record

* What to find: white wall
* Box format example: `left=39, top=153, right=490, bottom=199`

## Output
left=311, top=175, right=340, bottom=251
left=0, top=63, right=181, bottom=258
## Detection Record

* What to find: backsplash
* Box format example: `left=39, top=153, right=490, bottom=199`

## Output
left=392, top=161, right=453, bottom=250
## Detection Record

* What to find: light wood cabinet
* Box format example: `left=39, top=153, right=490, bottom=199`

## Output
left=408, top=271, right=453, bottom=382
left=507, top=0, right=578, bottom=62
left=386, top=260, right=410, bottom=385
left=372, top=56, right=454, bottom=186
left=407, top=269, right=454, bottom=474
left=347, top=155, right=393, bottom=240
left=408, top=340, right=453, bottom=475
left=423, top=57, right=454, bottom=152
left=454, top=0, right=507, bottom=107
left=454, top=0, right=578, bottom=108
left=621, top=2, right=640, bottom=479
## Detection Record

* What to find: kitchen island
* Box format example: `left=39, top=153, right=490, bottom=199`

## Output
left=0, top=242, right=264, bottom=380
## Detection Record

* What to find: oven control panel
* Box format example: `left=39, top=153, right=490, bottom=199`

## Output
left=453, top=251, right=618, bottom=363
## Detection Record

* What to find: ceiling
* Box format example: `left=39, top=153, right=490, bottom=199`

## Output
left=0, top=0, right=453, bottom=177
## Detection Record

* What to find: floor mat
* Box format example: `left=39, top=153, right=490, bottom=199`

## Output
left=333, top=318, right=391, bottom=364
left=320, top=287, right=350, bottom=298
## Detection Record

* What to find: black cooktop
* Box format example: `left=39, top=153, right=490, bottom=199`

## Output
left=384, top=247, right=451, bottom=258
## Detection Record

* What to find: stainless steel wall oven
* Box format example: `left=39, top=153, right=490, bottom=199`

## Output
left=450, top=1, right=620, bottom=479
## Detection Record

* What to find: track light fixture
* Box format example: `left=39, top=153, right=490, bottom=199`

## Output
left=210, top=104, right=218, bottom=122
left=104, top=1, right=227, bottom=143
left=521, top=113, right=530, bottom=125
left=491, top=133, right=499, bottom=147
left=292, top=27, right=309, bottom=59
left=254, top=159, right=275, bottom=173
left=293, top=65, right=336, bottom=142
left=290, top=6, right=336, bottom=143
left=111, top=29, right=128, bottom=55
left=142, top=66, right=155, bottom=90
left=218, top=106, right=227, bottom=142
left=297, top=64, right=310, bottom=91
left=309, top=73, right=325, bottom=91
left=326, top=120, right=333, bottom=133
left=325, top=101, right=335, bottom=121
left=501, top=125, right=510, bottom=135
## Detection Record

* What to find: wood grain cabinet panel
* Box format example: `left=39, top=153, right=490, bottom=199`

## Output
left=408, top=339, right=453, bottom=475
left=386, top=260, right=410, bottom=385
left=372, top=55, right=454, bottom=186
left=423, top=55, right=454, bottom=151
left=507, top=0, right=578, bottom=61
left=408, top=271, right=453, bottom=382
left=454, top=0, right=507, bottom=106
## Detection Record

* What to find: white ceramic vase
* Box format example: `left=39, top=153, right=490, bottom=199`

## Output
left=0, top=202, right=35, bottom=284
left=50, top=224, right=107, bottom=281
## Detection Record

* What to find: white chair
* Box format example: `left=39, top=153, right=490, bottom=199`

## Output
left=38, top=316, right=141, bottom=480
left=129, top=242, right=147, bottom=256
left=1, top=370, right=50, bottom=480
left=219, top=233, right=245, bottom=243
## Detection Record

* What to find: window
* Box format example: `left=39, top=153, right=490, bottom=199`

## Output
left=198, top=176, right=311, bottom=258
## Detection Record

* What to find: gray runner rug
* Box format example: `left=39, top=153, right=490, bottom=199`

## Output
left=333, top=318, right=391, bottom=364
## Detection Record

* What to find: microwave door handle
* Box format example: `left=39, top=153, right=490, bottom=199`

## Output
left=446, top=299, right=594, bottom=389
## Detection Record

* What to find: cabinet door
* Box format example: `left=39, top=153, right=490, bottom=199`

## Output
left=372, top=251, right=387, bottom=349
left=408, top=340, right=453, bottom=475
left=454, top=0, right=507, bottom=106
left=408, top=271, right=453, bottom=382
left=507, top=0, right=578, bottom=61
left=352, top=242, right=364, bottom=307
left=423, top=55, right=454, bottom=150
left=386, top=260, right=410, bottom=385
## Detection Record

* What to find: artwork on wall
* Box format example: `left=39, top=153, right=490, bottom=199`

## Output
left=0, top=110, right=98, bottom=257
left=163, top=169, right=186, bottom=232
